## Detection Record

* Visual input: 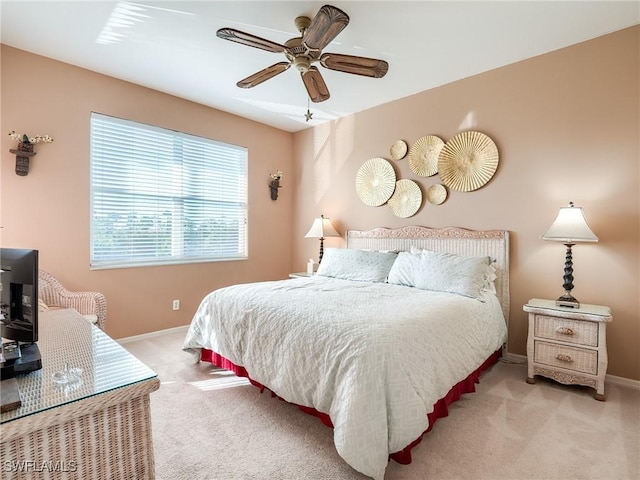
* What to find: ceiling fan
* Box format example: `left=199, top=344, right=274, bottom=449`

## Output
left=216, top=4, right=389, bottom=103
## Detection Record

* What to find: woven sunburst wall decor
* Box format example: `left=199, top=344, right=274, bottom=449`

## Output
left=408, top=135, right=444, bottom=177
left=388, top=179, right=422, bottom=218
left=437, top=131, right=499, bottom=192
left=355, top=157, right=396, bottom=207
left=389, top=140, right=408, bottom=160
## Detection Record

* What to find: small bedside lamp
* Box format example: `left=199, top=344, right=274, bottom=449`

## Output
left=541, top=202, right=598, bottom=308
left=304, top=214, right=340, bottom=264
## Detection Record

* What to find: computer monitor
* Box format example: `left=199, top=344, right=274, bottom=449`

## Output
left=1, top=248, right=42, bottom=379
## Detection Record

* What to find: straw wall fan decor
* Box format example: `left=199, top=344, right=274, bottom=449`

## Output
left=387, top=179, right=422, bottom=218
left=408, top=135, right=444, bottom=177
left=355, top=157, right=396, bottom=207
left=354, top=131, right=499, bottom=218
left=438, top=131, right=499, bottom=192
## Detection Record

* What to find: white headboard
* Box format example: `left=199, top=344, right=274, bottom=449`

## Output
left=346, top=226, right=510, bottom=325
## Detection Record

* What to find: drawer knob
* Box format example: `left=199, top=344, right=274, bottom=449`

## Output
left=555, top=326, right=574, bottom=336
left=556, top=353, right=573, bottom=362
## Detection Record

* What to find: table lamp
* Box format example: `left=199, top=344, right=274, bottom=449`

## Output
left=541, top=202, right=598, bottom=308
left=304, top=214, right=340, bottom=263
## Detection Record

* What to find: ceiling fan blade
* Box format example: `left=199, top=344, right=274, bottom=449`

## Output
left=301, top=67, right=330, bottom=103
left=303, top=5, right=349, bottom=52
left=237, top=62, right=291, bottom=88
left=320, top=53, right=389, bottom=78
left=217, top=28, right=287, bottom=54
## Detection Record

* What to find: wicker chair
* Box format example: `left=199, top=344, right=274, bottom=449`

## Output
left=38, top=270, right=107, bottom=331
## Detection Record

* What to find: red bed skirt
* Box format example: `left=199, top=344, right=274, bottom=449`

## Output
left=200, top=348, right=501, bottom=465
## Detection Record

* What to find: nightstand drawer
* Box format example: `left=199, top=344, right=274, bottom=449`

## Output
left=534, top=315, right=598, bottom=347
left=534, top=340, right=598, bottom=375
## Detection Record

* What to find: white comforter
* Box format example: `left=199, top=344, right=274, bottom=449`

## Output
left=183, top=276, right=507, bottom=480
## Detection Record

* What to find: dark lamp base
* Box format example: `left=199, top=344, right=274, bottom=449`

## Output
left=556, top=293, right=580, bottom=309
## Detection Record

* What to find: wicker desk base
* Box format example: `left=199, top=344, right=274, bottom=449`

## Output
left=1, top=378, right=159, bottom=480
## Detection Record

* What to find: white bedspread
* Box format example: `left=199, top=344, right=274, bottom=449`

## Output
left=183, top=276, right=507, bottom=480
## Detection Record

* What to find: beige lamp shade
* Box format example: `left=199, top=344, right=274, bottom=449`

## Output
left=304, top=215, right=340, bottom=238
left=305, top=215, right=340, bottom=239
left=305, top=214, right=340, bottom=264
left=541, top=202, right=597, bottom=308
left=542, top=202, right=598, bottom=243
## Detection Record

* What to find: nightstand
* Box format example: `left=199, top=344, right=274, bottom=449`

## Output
left=524, top=298, right=612, bottom=400
left=289, top=272, right=312, bottom=279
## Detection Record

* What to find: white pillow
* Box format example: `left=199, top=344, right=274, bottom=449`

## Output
left=410, top=246, right=497, bottom=293
left=388, top=250, right=491, bottom=299
left=485, top=264, right=498, bottom=294
left=385, top=252, right=424, bottom=287
left=315, top=248, right=398, bottom=283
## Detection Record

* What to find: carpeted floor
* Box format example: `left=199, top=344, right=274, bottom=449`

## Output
left=122, top=328, right=640, bottom=480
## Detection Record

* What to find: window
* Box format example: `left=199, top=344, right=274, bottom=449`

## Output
left=90, top=113, right=248, bottom=269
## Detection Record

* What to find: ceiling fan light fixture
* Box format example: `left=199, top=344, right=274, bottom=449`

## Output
left=293, top=56, right=311, bottom=73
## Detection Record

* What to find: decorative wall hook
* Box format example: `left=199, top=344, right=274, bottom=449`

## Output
left=269, top=170, right=283, bottom=200
left=8, top=130, right=54, bottom=176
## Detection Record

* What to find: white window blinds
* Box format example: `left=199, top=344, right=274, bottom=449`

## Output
left=90, top=113, right=248, bottom=269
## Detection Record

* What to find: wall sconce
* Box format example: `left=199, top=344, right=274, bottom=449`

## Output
left=269, top=170, right=283, bottom=200
left=541, top=201, right=598, bottom=308
left=8, top=130, right=54, bottom=176
left=304, top=214, right=340, bottom=263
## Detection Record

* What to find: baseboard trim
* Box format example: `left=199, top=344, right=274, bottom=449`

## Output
left=502, top=352, right=527, bottom=364
left=606, top=373, right=640, bottom=391
left=117, top=324, right=190, bottom=345
left=503, top=352, right=640, bottom=391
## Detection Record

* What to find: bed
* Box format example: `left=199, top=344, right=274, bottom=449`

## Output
left=183, top=226, right=510, bottom=480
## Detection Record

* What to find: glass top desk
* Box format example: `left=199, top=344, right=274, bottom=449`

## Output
left=1, top=309, right=160, bottom=479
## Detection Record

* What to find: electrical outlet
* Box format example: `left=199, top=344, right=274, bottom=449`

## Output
left=172, top=300, right=180, bottom=311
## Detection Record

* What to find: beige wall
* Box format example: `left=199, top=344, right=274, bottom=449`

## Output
left=1, top=45, right=294, bottom=339
left=1, top=26, right=638, bottom=380
left=292, top=26, right=640, bottom=380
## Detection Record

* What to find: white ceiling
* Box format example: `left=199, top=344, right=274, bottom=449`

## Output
left=1, top=1, right=638, bottom=133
